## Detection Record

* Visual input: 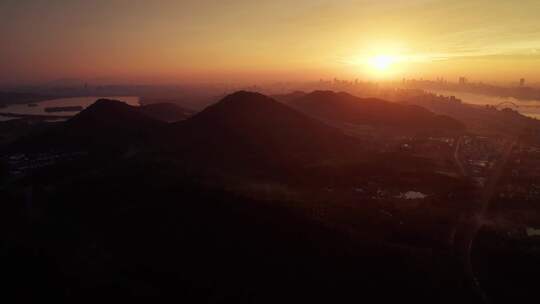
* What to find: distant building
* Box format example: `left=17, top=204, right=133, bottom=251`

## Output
left=520, top=78, right=525, bottom=87
left=458, top=77, right=467, bottom=85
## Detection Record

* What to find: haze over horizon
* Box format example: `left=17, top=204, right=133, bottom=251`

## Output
left=3, top=2, right=540, bottom=302
left=2, top=0, right=540, bottom=85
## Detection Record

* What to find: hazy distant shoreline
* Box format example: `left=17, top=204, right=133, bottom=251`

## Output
left=428, top=89, right=540, bottom=119
left=0, top=96, right=140, bottom=118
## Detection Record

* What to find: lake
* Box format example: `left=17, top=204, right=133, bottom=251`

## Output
left=0, top=96, right=140, bottom=117
left=428, top=90, right=540, bottom=120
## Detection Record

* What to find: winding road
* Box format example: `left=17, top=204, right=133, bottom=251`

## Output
left=453, top=137, right=517, bottom=303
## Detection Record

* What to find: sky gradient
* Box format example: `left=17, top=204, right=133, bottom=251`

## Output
left=2, top=0, right=540, bottom=85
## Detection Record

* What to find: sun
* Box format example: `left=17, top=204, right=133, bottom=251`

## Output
left=346, top=52, right=403, bottom=78
left=368, top=55, right=395, bottom=71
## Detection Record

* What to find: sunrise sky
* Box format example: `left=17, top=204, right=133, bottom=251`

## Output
left=2, top=0, right=540, bottom=85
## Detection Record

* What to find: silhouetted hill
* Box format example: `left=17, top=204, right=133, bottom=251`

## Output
left=11, top=99, right=163, bottom=152
left=288, top=91, right=465, bottom=133
left=67, top=99, right=160, bottom=130
left=271, top=90, right=307, bottom=104
left=165, top=91, right=361, bottom=175
left=137, top=102, right=193, bottom=122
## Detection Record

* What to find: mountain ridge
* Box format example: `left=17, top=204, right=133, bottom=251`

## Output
left=285, top=90, right=465, bottom=133
left=162, top=91, right=363, bottom=175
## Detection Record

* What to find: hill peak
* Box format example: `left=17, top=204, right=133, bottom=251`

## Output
left=67, top=98, right=161, bottom=130
left=93, top=98, right=129, bottom=106
left=216, top=91, right=273, bottom=107
left=185, top=91, right=296, bottom=124
left=165, top=91, right=359, bottom=173
left=70, top=99, right=136, bottom=120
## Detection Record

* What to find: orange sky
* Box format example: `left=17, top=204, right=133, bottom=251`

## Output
left=2, top=0, right=540, bottom=85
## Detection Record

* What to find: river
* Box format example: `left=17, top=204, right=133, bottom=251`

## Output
left=428, top=90, right=540, bottom=120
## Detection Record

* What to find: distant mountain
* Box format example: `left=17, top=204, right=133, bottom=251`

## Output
left=287, top=91, right=465, bottom=133
left=271, top=91, right=307, bottom=104
left=138, top=102, right=193, bottom=122
left=67, top=99, right=161, bottom=132
left=164, top=91, right=361, bottom=175
left=11, top=99, right=163, bottom=152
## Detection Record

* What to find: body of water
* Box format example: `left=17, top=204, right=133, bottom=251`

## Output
left=429, top=90, right=540, bottom=120
left=0, top=96, right=140, bottom=117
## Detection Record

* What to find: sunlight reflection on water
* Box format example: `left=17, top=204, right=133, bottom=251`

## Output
left=429, top=90, right=540, bottom=120
left=0, top=96, right=140, bottom=116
